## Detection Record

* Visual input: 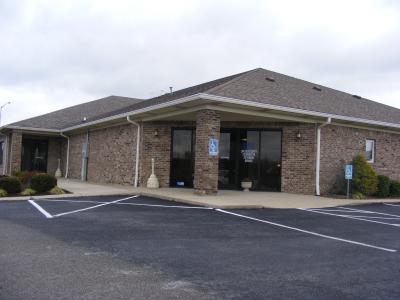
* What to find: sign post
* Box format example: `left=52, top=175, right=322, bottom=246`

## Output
left=345, top=165, right=353, bottom=199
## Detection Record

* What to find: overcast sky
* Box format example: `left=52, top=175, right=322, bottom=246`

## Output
left=1, top=0, right=399, bottom=125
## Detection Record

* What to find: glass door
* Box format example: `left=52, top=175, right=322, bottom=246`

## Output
left=170, top=129, right=195, bottom=188
left=218, top=130, right=238, bottom=189
left=238, top=129, right=282, bottom=191
left=21, top=139, right=48, bottom=172
left=259, top=131, right=282, bottom=191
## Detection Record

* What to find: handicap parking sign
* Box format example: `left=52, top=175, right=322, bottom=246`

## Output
left=345, top=165, right=353, bottom=180
left=208, top=138, right=219, bottom=156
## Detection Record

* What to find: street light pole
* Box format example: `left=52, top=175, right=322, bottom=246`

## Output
left=0, top=101, right=11, bottom=126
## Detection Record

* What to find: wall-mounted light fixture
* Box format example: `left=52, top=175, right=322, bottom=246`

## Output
left=296, top=130, right=301, bottom=139
left=154, top=129, right=159, bottom=137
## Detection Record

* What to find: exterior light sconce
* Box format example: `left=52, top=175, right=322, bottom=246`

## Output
left=154, top=129, right=159, bottom=137
left=296, top=131, right=301, bottom=139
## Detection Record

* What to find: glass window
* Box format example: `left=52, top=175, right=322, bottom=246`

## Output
left=366, top=139, right=375, bottom=163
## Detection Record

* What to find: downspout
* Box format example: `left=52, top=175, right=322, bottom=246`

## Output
left=60, top=132, right=70, bottom=178
left=316, top=117, right=331, bottom=196
left=127, top=116, right=140, bottom=188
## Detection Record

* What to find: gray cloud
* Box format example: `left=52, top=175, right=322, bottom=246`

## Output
left=0, top=0, right=399, bottom=125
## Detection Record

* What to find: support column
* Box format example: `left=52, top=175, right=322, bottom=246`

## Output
left=9, top=131, right=22, bottom=173
left=194, top=109, right=220, bottom=195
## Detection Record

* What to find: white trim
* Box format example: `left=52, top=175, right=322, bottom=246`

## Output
left=60, top=132, right=70, bottom=178
left=201, top=94, right=400, bottom=130
left=127, top=116, right=140, bottom=188
left=5, top=125, right=60, bottom=133
left=3, top=93, right=400, bottom=134
left=365, top=139, right=375, bottom=163
left=316, top=117, right=331, bottom=196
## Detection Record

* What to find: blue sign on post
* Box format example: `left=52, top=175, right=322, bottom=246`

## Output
left=208, top=138, right=219, bottom=156
left=345, top=165, right=353, bottom=180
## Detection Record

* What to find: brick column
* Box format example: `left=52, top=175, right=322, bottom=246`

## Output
left=194, top=110, right=220, bottom=195
left=9, top=131, right=23, bottom=173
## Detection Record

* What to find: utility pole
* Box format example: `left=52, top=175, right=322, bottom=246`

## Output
left=0, top=101, right=11, bottom=126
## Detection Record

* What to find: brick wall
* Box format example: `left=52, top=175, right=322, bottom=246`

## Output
left=193, top=110, right=221, bottom=195
left=320, top=125, right=400, bottom=194
left=139, top=121, right=194, bottom=187
left=68, top=132, right=86, bottom=179
left=9, top=131, right=22, bottom=173
left=87, top=124, right=137, bottom=184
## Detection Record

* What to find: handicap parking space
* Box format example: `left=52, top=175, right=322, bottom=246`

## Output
left=1, top=196, right=400, bottom=299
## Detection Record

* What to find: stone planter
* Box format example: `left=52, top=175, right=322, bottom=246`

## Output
left=241, top=181, right=252, bottom=192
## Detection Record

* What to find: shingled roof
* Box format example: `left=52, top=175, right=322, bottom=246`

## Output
left=7, top=68, right=400, bottom=131
left=9, top=95, right=143, bottom=130
left=79, top=68, right=400, bottom=127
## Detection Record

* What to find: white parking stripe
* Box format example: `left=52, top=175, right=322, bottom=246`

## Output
left=53, top=195, right=139, bottom=217
left=299, top=208, right=400, bottom=227
left=383, top=203, right=400, bottom=208
left=216, top=209, right=397, bottom=253
left=28, top=200, right=53, bottom=219
left=338, top=206, right=400, bottom=218
left=42, top=198, right=212, bottom=210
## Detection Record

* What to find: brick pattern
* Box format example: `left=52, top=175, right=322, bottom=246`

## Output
left=281, top=124, right=317, bottom=194
left=87, top=124, right=137, bottom=184
left=9, top=131, right=22, bottom=173
left=320, top=125, right=400, bottom=194
left=139, top=121, right=194, bottom=187
left=68, top=132, right=86, bottom=179
left=194, top=110, right=221, bottom=195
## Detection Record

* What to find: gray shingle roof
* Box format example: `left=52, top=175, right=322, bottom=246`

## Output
left=206, top=68, right=400, bottom=125
left=97, top=68, right=400, bottom=126
left=8, top=68, right=400, bottom=131
left=10, top=96, right=143, bottom=130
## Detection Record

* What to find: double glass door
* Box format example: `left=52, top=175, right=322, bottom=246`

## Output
left=218, top=129, right=282, bottom=191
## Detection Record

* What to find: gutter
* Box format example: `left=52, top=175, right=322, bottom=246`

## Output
left=60, top=132, right=70, bottom=178
left=316, top=117, right=332, bottom=196
left=126, top=116, right=140, bottom=188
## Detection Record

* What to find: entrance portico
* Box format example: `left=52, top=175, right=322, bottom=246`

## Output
left=138, top=103, right=318, bottom=196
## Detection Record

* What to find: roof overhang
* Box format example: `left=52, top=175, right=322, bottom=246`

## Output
left=2, top=93, right=400, bottom=135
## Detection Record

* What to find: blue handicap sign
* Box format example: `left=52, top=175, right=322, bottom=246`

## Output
left=208, top=138, right=219, bottom=156
left=345, top=165, right=353, bottom=180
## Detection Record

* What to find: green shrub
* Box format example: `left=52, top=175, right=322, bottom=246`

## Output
left=0, top=176, right=22, bottom=194
left=352, top=155, right=378, bottom=196
left=30, top=173, right=57, bottom=193
left=390, top=180, right=400, bottom=197
left=352, top=192, right=366, bottom=200
left=12, top=171, right=38, bottom=185
left=50, top=186, right=65, bottom=195
left=21, top=188, right=37, bottom=196
left=377, top=175, right=391, bottom=198
left=0, top=189, right=8, bottom=197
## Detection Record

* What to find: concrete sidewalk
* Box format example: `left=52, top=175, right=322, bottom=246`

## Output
left=2, top=179, right=400, bottom=209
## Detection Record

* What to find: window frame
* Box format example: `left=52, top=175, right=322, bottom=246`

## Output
left=365, top=139, right=375, bottom=163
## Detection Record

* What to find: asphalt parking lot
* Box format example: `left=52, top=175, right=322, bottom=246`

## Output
left=0, top=195, right=400, bottom=299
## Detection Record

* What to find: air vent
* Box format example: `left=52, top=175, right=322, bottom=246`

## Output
left=265, top=77, right=275, bottom=82
left=313, top=86, right=322, bottom=91
left=352, top=95, right=362, bottom=99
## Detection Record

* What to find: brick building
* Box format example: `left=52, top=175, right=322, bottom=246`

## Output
left=1, top=68, right=400, bottom=195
